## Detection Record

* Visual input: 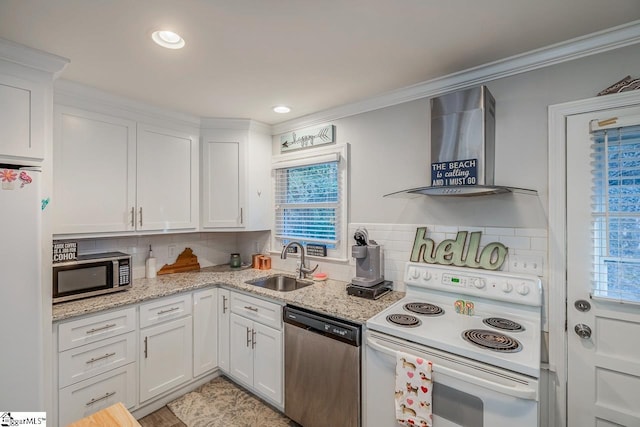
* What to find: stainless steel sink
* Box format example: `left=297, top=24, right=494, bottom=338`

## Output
left=245, top=274, right=314, bottom=292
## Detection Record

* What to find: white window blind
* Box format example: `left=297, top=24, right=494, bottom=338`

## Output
left=274, top=160, right=341, bottom=247
left=591, top=123, right=640, bottom=302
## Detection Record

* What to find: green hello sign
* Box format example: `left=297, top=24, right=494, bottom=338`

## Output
left=410, top=227, right=508, bottom=270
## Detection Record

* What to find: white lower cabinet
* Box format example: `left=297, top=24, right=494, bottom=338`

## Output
left=228, top=292, right=283, bottom=408
left=193, top=288, right=218, bottom=377
left=139, top=301, right=193, bottom=403
left=218, top=289, right=231, bottom=372
left=56, top=307, right=137, bottom=426
left=55, top=286, right=281, bottom=425
left=58, top=364, right=137, bottom=427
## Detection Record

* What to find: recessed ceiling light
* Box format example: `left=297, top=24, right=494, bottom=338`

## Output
left=151, top=30, right=185, bottom=49
left=273, top=105, right=291, bottom=114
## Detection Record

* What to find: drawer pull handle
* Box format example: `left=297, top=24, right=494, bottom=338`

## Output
left=157, top=307, right=180, bottom=315
left=86, top=323, right=116, bottom=334
left=86, top=352, right=116, bottom=364
left=85, top=391, right=116, bottom=406
left=244, top=305, right=258, bottom=312
left=246, top=327, right=251, bottom=347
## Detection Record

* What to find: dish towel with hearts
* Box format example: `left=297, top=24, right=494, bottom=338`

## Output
left=395, top=351, right=433, bottom=426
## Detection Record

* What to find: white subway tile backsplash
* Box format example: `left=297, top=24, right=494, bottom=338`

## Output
left=433, top=225, right=460, bottom=233
left=485, top=226, right=515, bottom=236
left=498, top=235, right=531, bottom=250
left=531, top=237, right=548, bottom=251
left=515, top=228, right=547, bottom=238
left=350, top=223, right=547, bottom=283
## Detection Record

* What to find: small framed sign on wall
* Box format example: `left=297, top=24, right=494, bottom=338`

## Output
left=280, top=124, right=335, bottom=152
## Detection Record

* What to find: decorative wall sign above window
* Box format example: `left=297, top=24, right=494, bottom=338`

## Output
left=410, top=227, right=508, bottom=270
left=280, top=124, right=335, bottom=152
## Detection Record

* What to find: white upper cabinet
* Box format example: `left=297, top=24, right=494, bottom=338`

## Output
left=200, top=119, right=272, bottom=231
left=136, top=124, right=198, bottom=231
left=201, top=133, right=245, bottom=228
left=54, top=106, right=136, bottom=234
left=53, top=104, right=199, bottom=236
left=0, top=39, right=68, bottom=164
left=0, top=75, right=44, bottom=161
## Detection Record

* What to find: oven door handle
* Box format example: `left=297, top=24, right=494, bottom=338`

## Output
left=366, top=336, right=539, bottom=401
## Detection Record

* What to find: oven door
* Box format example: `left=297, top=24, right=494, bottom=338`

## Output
left=364, top=330, right=538, bottom=427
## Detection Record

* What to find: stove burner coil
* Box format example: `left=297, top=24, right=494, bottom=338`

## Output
left=404, top=302, right=444, bottom=316
left=483, top=317, right=525, bottom=332
left=386, top=313, right=422, bottom=327
left=462, top=329, right=522, bottom=353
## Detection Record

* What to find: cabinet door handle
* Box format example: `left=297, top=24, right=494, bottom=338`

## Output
left=144, top=336, right=148, bottom=358
left=157, top=306, right=180, bottom=315
left=222, top=295, right=228, bottom=314
left=252, top=329, right=256, bottom=349
left=246, top=327, right=251, bottom=347
left=85, top=352, right=116, bottom=364
left=244, top=305, right=258, bottom=312
left=85, top=391, right=116, bottom=407
left=139, top=207, right=143, bottom=227
left=85, top=323, right=116, bottom=334
left=240, top=208, right=243, bottom=224
left=130, top=207, right=135, bottom=227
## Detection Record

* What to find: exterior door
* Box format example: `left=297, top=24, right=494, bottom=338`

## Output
left=566, top=106, right=640, bottom=427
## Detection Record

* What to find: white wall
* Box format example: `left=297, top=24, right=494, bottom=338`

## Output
left=272, top=43, right=640, bottom=229
left=269, top=42, right=640, bottom=308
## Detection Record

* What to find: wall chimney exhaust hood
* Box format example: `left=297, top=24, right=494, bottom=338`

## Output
left=385, top=85, right=536, bottom=197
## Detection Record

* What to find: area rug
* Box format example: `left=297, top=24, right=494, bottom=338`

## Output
left=167, top=376, right=295, bottom=427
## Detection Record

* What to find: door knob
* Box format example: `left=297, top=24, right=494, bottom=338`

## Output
left=574, top=324, right=592, bottom=339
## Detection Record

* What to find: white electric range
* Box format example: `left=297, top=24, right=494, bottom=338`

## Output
left=364, top=262, right=542, bottom=427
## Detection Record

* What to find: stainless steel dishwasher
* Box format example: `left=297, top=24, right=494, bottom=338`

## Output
left=283, top=305, right=361, bottom=427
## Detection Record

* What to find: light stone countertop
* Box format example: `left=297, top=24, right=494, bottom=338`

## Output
left=52, top=266, right=405, bottom=324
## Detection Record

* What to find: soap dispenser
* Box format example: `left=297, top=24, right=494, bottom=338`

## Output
left=145, top=245, right=157, bottom=279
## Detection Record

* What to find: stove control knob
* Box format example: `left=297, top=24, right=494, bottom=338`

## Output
left=422, top=271, right=432, bottom=281
left=409, top=268, right=420, bottom=280
left=517, top=283, right=530, bottom=295
left=502, top=282, right=514, bottom=293
left=471, top=278, right=486, bottom=289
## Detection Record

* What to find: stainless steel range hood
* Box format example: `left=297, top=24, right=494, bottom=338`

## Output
left=385, top=85, right=536, bottom=197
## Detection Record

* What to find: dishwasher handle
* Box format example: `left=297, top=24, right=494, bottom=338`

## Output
left=284, top=306, right=361, bottom=346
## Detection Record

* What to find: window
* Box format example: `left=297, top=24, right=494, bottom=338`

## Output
left=591, top=122, right=640, bottom=302
left=272, top=144, right=348, bottom=259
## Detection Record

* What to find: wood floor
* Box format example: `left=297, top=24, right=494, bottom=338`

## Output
left=138, top=406, right=186, bottom=427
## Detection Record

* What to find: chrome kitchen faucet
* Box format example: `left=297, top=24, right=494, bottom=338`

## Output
left=281, top=241, right=318, bottom=279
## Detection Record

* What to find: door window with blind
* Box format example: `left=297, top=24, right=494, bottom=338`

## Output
left=271, top=144, right=348, bottom=259
left=591, top=119, right=640, bottom=302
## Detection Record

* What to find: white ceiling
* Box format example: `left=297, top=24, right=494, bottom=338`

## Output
left=1, top=0, right=639, bottom=124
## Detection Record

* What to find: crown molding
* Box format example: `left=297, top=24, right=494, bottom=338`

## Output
left=0, top=37, right=69, bottom=78
left=271, top=19, right=640, bottom=135
left=54, top=79, right=201, bottom=130
left=200, top=117, right=270, bottom=134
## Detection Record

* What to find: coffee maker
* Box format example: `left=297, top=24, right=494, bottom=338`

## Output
left=347, top=228, right=391, bottom=299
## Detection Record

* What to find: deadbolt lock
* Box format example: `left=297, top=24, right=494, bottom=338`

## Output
left=574, top=300, right=591, bottom=312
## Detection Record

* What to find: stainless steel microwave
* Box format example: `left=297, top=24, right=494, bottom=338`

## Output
left=53, top=252, right=132, bottom=304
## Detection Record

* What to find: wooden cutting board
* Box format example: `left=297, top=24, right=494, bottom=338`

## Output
left=67, top=402, right=141, bottom=427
